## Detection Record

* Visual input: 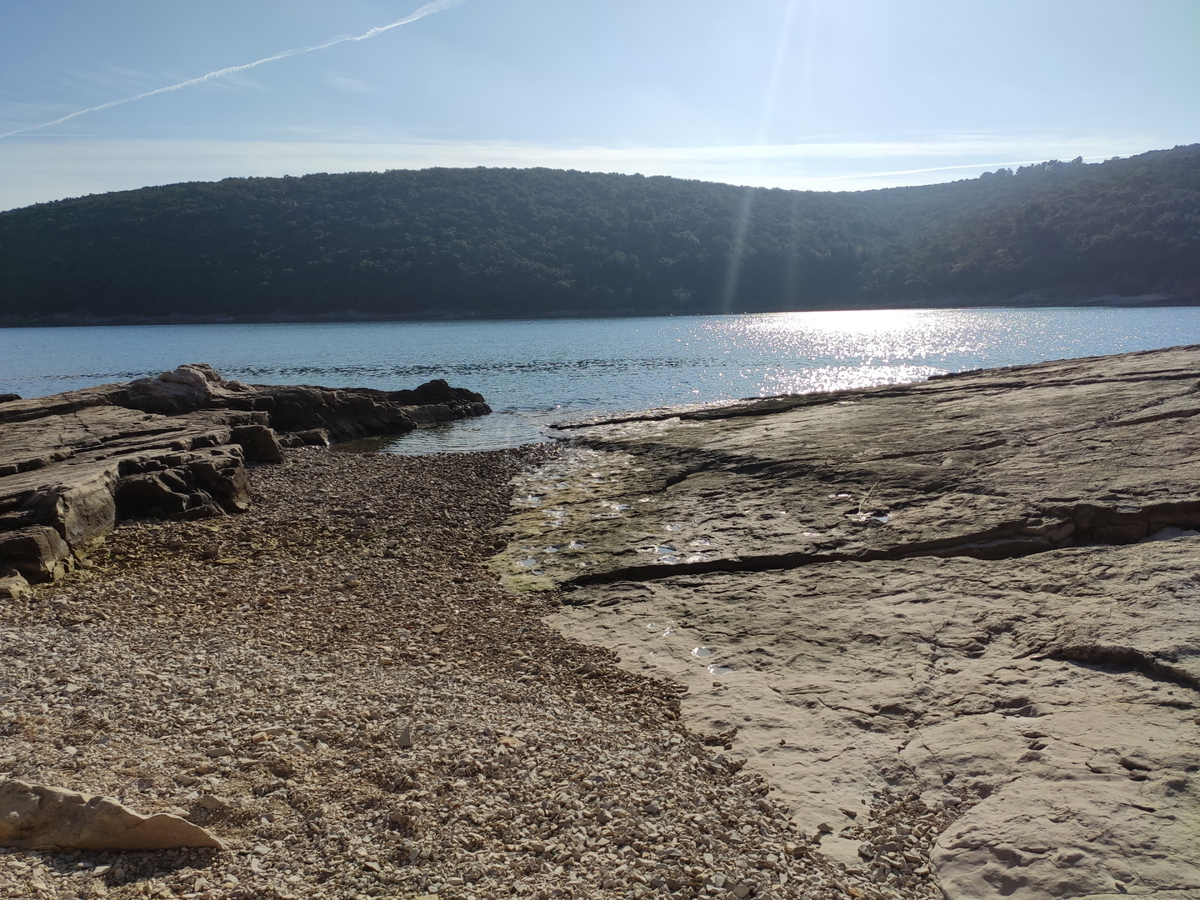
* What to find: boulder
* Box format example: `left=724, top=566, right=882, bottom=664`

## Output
left=0, top=779, right=225, bottom=851
left=116, top=362, right=243, bottom=415
left=230, top=423, right=285, bottom=463
left=0, top=526, right=72, bottom=581
left=0, top=568, right=32, bottom=599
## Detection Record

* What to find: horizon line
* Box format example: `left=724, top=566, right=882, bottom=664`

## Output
left=1, top=137, right=1190, bottom=212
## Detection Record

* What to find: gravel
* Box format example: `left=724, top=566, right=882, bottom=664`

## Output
left=0, top=446, right=944, bottom=900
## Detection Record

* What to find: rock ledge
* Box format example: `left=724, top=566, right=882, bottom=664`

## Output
left=0, top=363, right=489, bottom=587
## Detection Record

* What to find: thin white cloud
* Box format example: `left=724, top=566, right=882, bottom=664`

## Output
left=0, top=0, right=468, bottom=140
left=58, top=65, right=161, bottom=98
left=323, top=72, right=377, bottom=94
left=836, top=160, right=1095, bottom=181
left=572, top=136, right=1144, bottom=163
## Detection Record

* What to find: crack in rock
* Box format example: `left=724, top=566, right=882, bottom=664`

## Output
left=563, top=500, right=1200, bottom=589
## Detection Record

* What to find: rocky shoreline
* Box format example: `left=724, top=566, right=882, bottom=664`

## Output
left=0, top=364, right=489, bottom=594
left=494, top=344, right=1200, bottom=899
left=2, top=346, right=1198, bottom=900
left=0, top=446, right=886, bottom=900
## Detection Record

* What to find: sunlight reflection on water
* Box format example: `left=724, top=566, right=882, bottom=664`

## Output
left=2, top=308, right=1197, bottom=454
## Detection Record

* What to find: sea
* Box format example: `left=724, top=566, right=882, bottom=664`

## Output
left=2, top=307, right=1198, bottom=455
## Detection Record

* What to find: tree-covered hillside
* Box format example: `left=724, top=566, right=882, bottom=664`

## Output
left=1, top=145, right=1197, bottom=323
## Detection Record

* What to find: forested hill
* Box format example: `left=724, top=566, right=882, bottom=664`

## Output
left=2, top=145, right=1198, bottom=323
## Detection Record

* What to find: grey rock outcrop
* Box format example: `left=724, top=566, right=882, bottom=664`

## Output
left=495, top=344, right=1200, bottom=900
left=0, top=363, right=490, bottom=582
left=0, top=779, right=225, bottom=851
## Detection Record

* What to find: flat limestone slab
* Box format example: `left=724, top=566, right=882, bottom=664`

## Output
left=496, top=344, right=1199, bottom=590
left=553, top=541, right=1200, bottom=898
left=495, top=345, right=1200, bottom=900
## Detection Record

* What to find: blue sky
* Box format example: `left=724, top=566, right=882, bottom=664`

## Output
left=0, top=0, right=1197, bottom=211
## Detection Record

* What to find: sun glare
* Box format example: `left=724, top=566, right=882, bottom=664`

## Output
left=767, top=308, right=931, bottom=335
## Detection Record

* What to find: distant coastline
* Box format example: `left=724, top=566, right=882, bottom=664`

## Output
left=2, top=295, right=1196, bottom=329
left=2, top=148, right=1198, bottom=325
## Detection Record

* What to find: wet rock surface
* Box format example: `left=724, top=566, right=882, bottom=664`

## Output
left=0, top=364, right=490, bottom=585
left=497, top=345, right=1200, bottom=590
left=493, top=344, right=1200, bottom=899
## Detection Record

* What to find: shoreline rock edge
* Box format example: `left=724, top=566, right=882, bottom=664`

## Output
left=492, top=344, right=1200, bottom=900
left=0, top=363, right=490, bottom=587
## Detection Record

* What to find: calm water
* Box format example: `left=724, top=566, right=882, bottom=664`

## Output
left=3, top=308, right=1198, bottom=453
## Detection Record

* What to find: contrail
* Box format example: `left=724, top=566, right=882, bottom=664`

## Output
left=0, top=0, right=468, bottom=140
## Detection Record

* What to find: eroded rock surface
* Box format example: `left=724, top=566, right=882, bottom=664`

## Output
left=495, top=345, right=1200, bottom=899
left=0, top=780, right=225, bottom=852
left=0, top=363, right=489, bottom=582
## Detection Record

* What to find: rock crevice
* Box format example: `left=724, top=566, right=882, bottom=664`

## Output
left=564, top=498, right=1200, bottom=587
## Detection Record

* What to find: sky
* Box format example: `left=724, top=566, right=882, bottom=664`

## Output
left=0, top=0, right=1197, bottom=212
